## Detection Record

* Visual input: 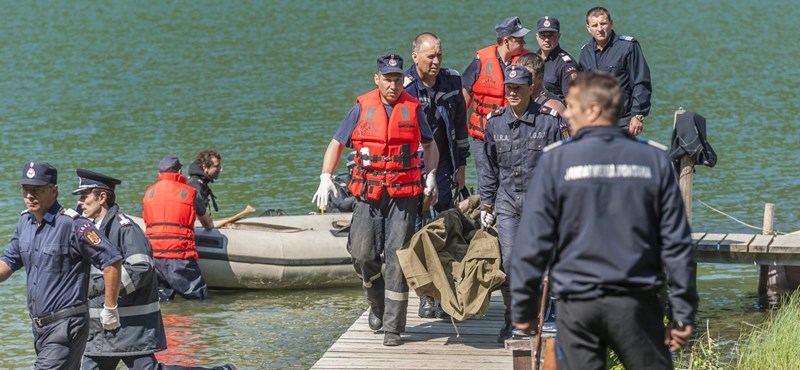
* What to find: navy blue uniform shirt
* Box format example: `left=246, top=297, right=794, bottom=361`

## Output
left=404, top=66, right=469, bottom=168
left=1, top=201, right=123, bottom=317
left=537, top=45, right=578, bottom=100
left=509, top=126, right=697, bottom=325
left=479, top=102, right=563, bottom=216
left=333, top=100, right=433, bottom=147
left=578, top=32, right=652, bottom=125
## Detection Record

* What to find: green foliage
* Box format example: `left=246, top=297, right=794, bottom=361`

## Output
left=737, top=291, right=800, bottom=370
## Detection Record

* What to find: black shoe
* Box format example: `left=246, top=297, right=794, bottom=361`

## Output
left=215, top=364, right=239, bottom=370
left=418, top=296, right=436, bottom=318
left=511, top=327, right=530, bottom=340
left=368, top=307, right=384, bottom=330
left=497, top=320, right=512, bottom=344
left=434, top=302, right=449, bottom=319
left=383, top=332, right=402, bottom=346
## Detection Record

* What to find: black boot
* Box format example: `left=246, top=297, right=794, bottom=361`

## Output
left=383, top=331, right=402, bottom=346
left=497, top=319, right=513, bottom=343
left=368, top=306, right=384, bottom=330
left=418, top=296, right=436, bottom=318
left=434, top=301, right=449, bottom=319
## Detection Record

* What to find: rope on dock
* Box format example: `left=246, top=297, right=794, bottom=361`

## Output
left=694, top=197, right=790, bottom=235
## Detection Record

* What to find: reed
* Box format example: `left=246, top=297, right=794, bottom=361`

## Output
left=737, top=290, right=800, bottom=370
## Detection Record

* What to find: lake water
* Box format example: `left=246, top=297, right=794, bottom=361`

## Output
left=0, top=0, right=798, bottom=368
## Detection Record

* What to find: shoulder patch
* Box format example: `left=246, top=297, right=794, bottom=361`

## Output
left=442, top=68, right=460, bottom=77
left=560, top=54, right=573, bottom=63
left=619, top=35, right=636, bottom=42
left=540, top=105, right=560, bottom=117
left=117, top=213, right=133, bottom=227
left=637, top=138, right=667, bottom=151
left=543, top=138, right=572, bottom=152
left=61, top=208, right=80, bottom=219
left=403, top=74, right=415, bottom=88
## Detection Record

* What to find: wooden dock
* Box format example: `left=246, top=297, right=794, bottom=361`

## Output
left=692, top=233, right=800, bottom=265
left=312, top=291, right=512, bottom=369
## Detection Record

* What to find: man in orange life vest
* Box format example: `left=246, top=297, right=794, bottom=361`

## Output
left=313, top=54, right=439, bottom=347
left=143, top=155, right=214, bottom=301
left=461, top=16, right=531, bottom=191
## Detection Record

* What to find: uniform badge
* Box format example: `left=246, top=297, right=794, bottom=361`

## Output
left=571, top=72, right=578, bottom=80
left=388, top=57, right=398, bottom=67
left=86, top=230, right=102, bottom=246
left=509, top=68, right=517, bottom=78
left=543, top=19, right=551, bottom=27
left=26, top=163, right=35, bottom=178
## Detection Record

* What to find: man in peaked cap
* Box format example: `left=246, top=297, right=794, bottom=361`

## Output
left=461, top=16, right=532, bottom=207
left=76, top=169, right=236, bottom=370
left=143, top=155, right=214, bottom=301
left=478, top=65, right=564, bottom=343
left=0, top=162, right=122, bottom=369
left=534, top=16, right=578, bottom=100
left=313, top=55, right=439, bottom=346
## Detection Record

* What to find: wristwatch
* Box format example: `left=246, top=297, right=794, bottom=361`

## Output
left=633, top=114, right=645, bottom=122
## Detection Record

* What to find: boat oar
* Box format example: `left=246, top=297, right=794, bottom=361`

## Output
left=214, top=205, right=256, bottom=228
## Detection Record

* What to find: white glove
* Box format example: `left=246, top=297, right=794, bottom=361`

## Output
left=481, top=209, right=495, bottom=228
left=312, top=174, right=336, bottom=210
left=100, top=304, right=120, bottom=330
left=424, top=172, right=438, bottom=198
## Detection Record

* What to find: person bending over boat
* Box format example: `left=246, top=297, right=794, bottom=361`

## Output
left=75, top=169, right=236, bottom=370
left=187, top=149, right=223, bottom=217
left=313, top=54, right=439, bottom=346
left=0, top=162, right=123, bottom=369
left=143, top=155, right=213, bottom=301
left=478, top=65, right=563, bottom=343
left=510, top=72, right=697, bottom=369
left=403, top=32, right=469, bottom=319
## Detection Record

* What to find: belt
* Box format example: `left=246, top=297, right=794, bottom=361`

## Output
left=30, top=304, right=88, bottom=328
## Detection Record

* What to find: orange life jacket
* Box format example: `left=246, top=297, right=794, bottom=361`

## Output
left=142, top=172, right=198, bottom=260
left=348, top=89, right=423, bottom=201
left=468, top=45, right=530, bottom=140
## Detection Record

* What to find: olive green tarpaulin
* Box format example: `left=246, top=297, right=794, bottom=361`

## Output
left=397, top=196, right=506, bottom=321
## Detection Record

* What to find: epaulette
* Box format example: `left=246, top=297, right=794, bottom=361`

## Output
left=20, top=209, right=29, bottom=216
left=544, top=138, right=573, bottom=152
left=486, top=108, right=503, bottom=120
left=581, top=42, right=590, bottom=50
left=117, top=213, right=133, bottom=227
left=540, top=105, right=560, bottom=117
left=637, top=138, right=667, bottom=151
left=60, top=208, right=80, bottom=219
left=559, top=53, right=573, bottom=63
left=619, top=35, right=636, bottom=42
left=403, top=74, right=415, bottom=88
left=441, top=68, right=460, bottom=77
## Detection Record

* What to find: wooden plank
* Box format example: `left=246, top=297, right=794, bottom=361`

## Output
left=720, top=234, right=755, bottom=253
left=750, top=234, right=773, bottom=253
left=691, top=232, right=707, bottom=246
left=696, top=233, right=726, bottom=251
left=768, top=235, right=800, bottom=254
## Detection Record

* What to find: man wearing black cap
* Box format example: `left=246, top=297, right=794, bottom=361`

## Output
left=403, top=32, right=469, bottom=318
left=461, top=16, right=531, bottom=201
left=579, top=7, right=651, bottom=137
left=478, top=65, right=564, bottom=343
left=187, top=149, right=223, bottom=216
left=143, top=155, right=213, bottom=301
left=534, top=16, right=578, bottom=100
left=313, top=54, right=439, bottom=346
left=0, top=162, right=123, bottom=369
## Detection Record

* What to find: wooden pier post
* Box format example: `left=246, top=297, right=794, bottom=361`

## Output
left=758, top=203, right=774, bottom=295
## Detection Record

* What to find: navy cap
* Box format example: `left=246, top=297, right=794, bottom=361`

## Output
left=72, top=169, right=122, bottom=195
left=496, top=16, right=530, bottom=38
left=536, top=16, right=560, bottom=33
left=158, top=155, right=182, bottom=173
left=504, top=65, right=532, bottom=85
left=377, top=54, right=404, bottom=75
left=19, top=161, right=58, bottom=186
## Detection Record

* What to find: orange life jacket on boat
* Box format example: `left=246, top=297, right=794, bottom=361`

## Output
left=468, top=45, right=530, bottom=140
left=142, top=172, right=198, bottom=260
left=348, top=89, right=423, bottom=201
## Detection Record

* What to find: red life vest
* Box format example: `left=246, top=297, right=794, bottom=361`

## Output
left=348, top=89, right=423, bottom=201
left=468, top=45, right=530, bottom=140
left=142, top=172, right=198, bottom=260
